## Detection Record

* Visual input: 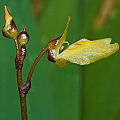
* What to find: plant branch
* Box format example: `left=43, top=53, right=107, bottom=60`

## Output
left=16, top=68, right=28, bottom=120
left=14, top=39, right=20, bottom=59
left=27, top=47, right=48, bottom=83
left=14, top=39, right=28, bottom=120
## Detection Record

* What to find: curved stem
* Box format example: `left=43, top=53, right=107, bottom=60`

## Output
left=27, top=47, right=48, bottom=82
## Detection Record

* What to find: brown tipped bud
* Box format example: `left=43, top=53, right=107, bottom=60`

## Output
left=47, top=36, right=61, bottom=62
left=18, top=27, right=29, bottom=45
left=2, top=5, right=18, bottom=39
left=48, top=49, right=56, bottom=62
left=47, top=36, right=62, bottom=49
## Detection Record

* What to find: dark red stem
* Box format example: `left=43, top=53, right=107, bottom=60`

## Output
left=14, top=39, right=28, bottom=120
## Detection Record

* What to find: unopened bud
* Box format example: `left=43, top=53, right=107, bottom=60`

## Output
left=2, top=5, right=18, bottom=39
left=18, top=27, right=29, bottom=45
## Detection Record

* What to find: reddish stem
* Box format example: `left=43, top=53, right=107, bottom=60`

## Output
left=14, top=39, right=28, bottom=120
left=16, top=68, right=28, bottom=120
left=15, top=39, right=48, bottom=120
left=27, top=47, right=48, bottom=82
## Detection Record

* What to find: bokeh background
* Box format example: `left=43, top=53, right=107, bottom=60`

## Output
left=0, top=0, right=120, bottom=120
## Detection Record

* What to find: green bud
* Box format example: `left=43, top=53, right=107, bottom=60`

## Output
left=18, top=27, right=29, bottom=45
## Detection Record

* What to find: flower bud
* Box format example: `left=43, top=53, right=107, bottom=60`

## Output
left=2, top=5, right=18, bottom=39
left=47, top=36, right=61, bottom=62
left=18, top=27, right=29, bottom=45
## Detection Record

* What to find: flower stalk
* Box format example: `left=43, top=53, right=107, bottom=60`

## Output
left=15, top=32, right=28, bottom=120
left=2, top=6, right=29, bottom=120
left=27, top=47, right=48, bottom=82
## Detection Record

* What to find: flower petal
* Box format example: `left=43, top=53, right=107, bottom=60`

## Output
left=55, top=16, right=71, bottom=56
left=56, top=38, right=119, bottom=65
left=56, top=59, right=68, bottom=67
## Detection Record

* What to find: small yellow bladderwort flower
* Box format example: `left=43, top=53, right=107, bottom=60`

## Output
left=47, top=16, right=119, bottom=67
left=2, top=5, right=18, bottom=40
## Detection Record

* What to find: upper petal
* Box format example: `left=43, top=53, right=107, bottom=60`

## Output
left=55, top=16, right=71, bottom=56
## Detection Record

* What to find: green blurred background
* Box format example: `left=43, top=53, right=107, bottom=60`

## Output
left=0, top=0, right=120, bottom=120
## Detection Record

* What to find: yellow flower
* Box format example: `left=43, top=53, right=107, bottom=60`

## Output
left=47, top=16, right=119, bottom=67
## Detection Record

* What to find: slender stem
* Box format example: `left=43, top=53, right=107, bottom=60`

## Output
left=14, top=39, right=48, bottom=119
left=17, top=68, right=27, bottom=120
left=20, top=97, right=27, bottom=120
left=14, top=39, right=28, bottom=120
left=14, top=39, right=20, bottom=60
left=27, top=47, right=48, bottom=82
